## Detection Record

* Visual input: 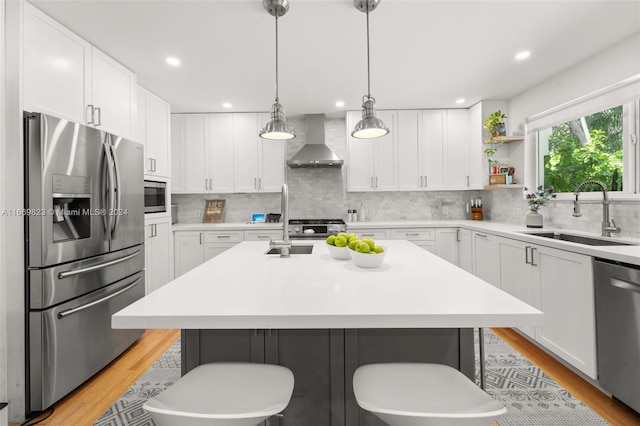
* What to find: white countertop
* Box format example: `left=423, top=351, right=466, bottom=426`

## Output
left=173, top=220, right=640, bottom=266
left=113, top=240, right=543, bottom=330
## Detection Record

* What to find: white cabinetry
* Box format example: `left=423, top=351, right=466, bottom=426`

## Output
left=170, top=114, right=186, bottom=192
left=347, top=110, right=397, bottom=192
left=244, top=229, right=283, bottom=241
left=137, top=86, right=170, bottom=177
left=444, top=110, right=471, bottom=190
left=472, top=231, right=501, bottom=288
left=397, top=110, right=423, bottom=191
left=234, top=113, right=285, bottom=193
left=435, top=228, right=459, bottom=264
left=24, top=3, right=136, bottom=138
left=496, top=237, right=596, bottom=378
left=355, top=228, right=390, bottom=240
left=174, top=230, right=243, bottom=277
left=391, top=228, right=435, bottom=253
left=145, top=217, right=173, bottom=294
left=457, top=228, right=473, bottom=273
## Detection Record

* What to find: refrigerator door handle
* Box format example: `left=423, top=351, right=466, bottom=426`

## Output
left=58, top=250, right=142, bottom=279
left=109, top=142, right=122, bottom=239
left=58, top=278, right=141, bottom=318
left=101, top=140, right=115, bottom=237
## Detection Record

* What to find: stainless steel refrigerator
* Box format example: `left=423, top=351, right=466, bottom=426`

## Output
left=24, top=112, right=145, bottom=414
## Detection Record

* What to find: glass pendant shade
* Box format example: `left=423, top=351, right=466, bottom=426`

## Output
left=351, top=97, right=389, bottom=139
left=260, top=101, right=296, bottom=140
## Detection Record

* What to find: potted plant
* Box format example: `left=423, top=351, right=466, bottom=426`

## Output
left=523, top=185, right=556, bottom=228
left=483, top=110, right=508, bottom=174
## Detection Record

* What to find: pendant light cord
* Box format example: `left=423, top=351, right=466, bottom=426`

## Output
left=366, top=6, right=371, bottom=99
left=275, top=13, right=280, bottom=103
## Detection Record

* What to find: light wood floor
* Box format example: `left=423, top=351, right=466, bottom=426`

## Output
left=15, top=328, right=640, bottom=426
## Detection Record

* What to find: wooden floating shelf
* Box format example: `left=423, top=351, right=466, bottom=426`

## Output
left=483, top=136, right=524, bottom=144
left=484, top=184, right=524, bottom=190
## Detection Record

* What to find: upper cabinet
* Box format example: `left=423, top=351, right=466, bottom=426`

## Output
left=23, top=3, right=136, bottom=139
left=347, top=110, right=398, bottom=192
left=171, top=112, right=283, bottom=194
left=137, top=86, right=171, bottom=178
left=234, top=113, right=285, bottom=193
left=397, top=109, right=475, bottom=191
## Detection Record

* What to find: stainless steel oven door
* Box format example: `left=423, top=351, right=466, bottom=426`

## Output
left=28, top=271, right=144, bottom=412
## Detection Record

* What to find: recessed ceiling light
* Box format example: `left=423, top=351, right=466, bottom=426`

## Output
left=166, top=56, right=181, bottom=66
left=515, top=51, right=531, bottom=61
left=222, top=102, right=232, bottom=109
left=335, top=100, right=345, bottom=108
left=455, top=98, right=465, bottom=104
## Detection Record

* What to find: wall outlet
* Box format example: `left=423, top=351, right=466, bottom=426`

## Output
left=443, top=206, right=449, bottom=215
left=195, top=209, right=201, bottom=217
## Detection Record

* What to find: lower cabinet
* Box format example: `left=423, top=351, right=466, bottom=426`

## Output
left=182, top=328, right=473, bottom=426
left=144, top=216, right=173, bottom=294
left=390, top=228, right=435, bottom=252
left=457, top=228, right=473, bottom=273
left=472, top=231, right=501, bottom=288
left=434, top=228, right=458, bottom=264
left=174, top=230, right=242, bottom=277
left=496, top=236, right=597, bottom=379
left=355, top=228, right=390, bottom=240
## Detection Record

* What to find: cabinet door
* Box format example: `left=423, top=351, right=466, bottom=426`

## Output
left=136, top=86, right=149, bottom=169
left=372, top=110, right=397, bottom=191
left=435, top=228, right=459, bottom=265
left=356, top=229, right=389, bottom=240
left=472, top=232, right=501, bottom=288
left=397, top=110, right=422, bottom=191
left=208, top=114, right=235, bottom=193
left=184, top=114, right=209, bottom=193
left=258, top=112, right=285, bottom=192
left=145, top=218, right=173, bottom=294
left=266, top=330, right=344, bottom=426
left=146, top=91, right=171, bottom=177
left=234, top=113, right=260, bottom=193
left=535, top=246, right=596, bottom=379
left=347, top=111, right=375, bottom=192
left=445, top=110, right=470, bottom=190
left=174, top=231, right=204, bottom=277
left=204, top=244, right=233, bottom=261
left=458, top=229, right=473, bottom=273
left=23, top=3, right=91, bottom=124
left=421, top=110, right=445, bottom=189
left=90, top=47, right=136, bottom=138
left=170, top=115, right=185, bottom=193
left=497, top=237, right=539, bottom=339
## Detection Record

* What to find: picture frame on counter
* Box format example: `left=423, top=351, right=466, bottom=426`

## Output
left=203, top=199, right=225, bottom=223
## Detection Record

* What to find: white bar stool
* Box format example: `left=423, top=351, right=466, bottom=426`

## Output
left=143, top=362, right=294, bottom=426
left=353, top=363, right=506, bottom=426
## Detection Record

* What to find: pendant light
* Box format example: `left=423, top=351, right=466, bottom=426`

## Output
left=260, top=0, right=296, bottom=140
left=352, top=0, right=389, bottom=139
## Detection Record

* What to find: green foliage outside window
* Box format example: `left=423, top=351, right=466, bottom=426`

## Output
left=543, top=106, right=623, bottom=192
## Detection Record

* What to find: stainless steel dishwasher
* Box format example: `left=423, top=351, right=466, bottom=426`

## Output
left=594, top=258, right=640, bottom=414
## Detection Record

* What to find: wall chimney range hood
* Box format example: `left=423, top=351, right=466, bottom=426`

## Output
left=287, top=114, right=344, bottom=168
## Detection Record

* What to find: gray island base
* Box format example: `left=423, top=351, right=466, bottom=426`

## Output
left=182, top=328, right=474, bottom=426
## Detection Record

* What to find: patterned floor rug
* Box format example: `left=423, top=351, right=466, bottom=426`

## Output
left=95, top=330, right=607, bottom=426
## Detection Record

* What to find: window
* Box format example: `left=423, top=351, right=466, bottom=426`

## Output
left=538, top=105, right=624, bottom=192
left=526, top=75, right=640, bottom=196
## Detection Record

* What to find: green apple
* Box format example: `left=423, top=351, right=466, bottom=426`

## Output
left=347, top=234, right=359, bottom=243
left=334, top=235, right=348, bottom=247
left=326, top=235, right=336, bottom=246
left=349, top=239, right=361, bottom=250
left=373, top=245, right=384, bottom=254
left=336, top=232, right=348, bottom=241
left=362, top=237, right=375, bottom=250
left=355, top=241, right=371, bottom=253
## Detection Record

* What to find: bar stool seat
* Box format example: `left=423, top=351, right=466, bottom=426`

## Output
left=353, top=363, right=506, bottom=426
left=143, top=362, right=294, bottom=426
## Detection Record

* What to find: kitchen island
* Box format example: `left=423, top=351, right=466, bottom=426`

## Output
left=113, top=240, right=543, bottom=425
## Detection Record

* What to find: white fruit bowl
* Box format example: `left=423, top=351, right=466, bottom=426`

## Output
left=349, top=247, right=387, bottom=268
left=327, top=244, right=352, bottom=260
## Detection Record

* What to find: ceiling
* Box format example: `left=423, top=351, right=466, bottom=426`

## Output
left=31, top=0, right=640, bottom=117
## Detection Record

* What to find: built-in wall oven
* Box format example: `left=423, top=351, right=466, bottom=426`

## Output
left=144, top=180, right=167, bottom=214
left=288, top=219, right=347, bottom=240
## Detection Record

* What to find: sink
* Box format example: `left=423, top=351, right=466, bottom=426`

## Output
left=521, top=232, right=638, bottom=246
left=265, top=245, right=314, bottom=255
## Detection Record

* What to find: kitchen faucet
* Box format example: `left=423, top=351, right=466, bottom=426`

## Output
left=573, top=180, right=621, bottom=237
left=269, top=183, right=291, bottom=257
